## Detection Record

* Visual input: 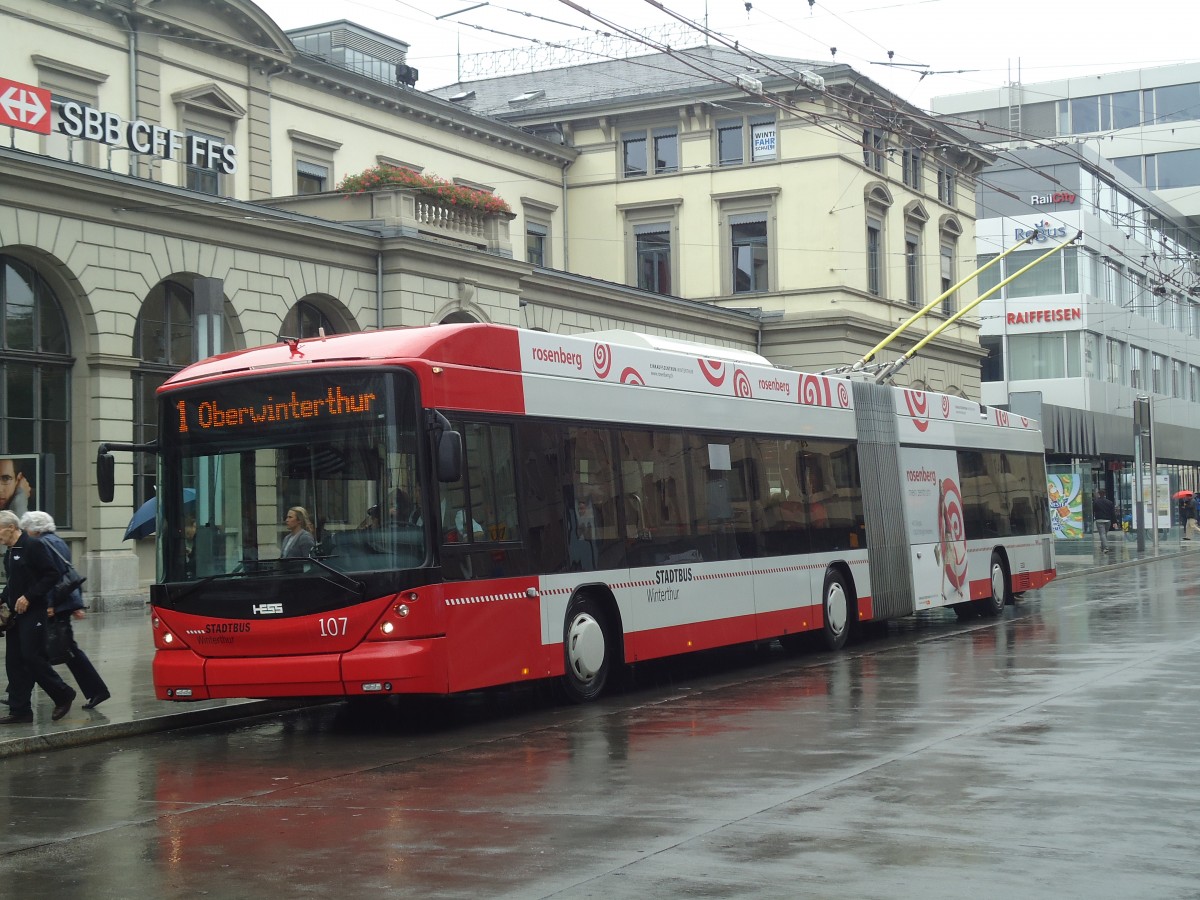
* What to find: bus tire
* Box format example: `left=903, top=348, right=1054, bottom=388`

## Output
left=820, top=570, right=852, bottom=651
left=561, top=594, right=611, bottom=703
left=976, top=552, right=1008, bottom=618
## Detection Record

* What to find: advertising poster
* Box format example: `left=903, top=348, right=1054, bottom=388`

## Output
left=1121, top=471, right=1172, bottom=530
left=1047, top=474, right=1083, bottom=539
left=899, top=447, right=966, bottom=610
left=0, top=455, right=38, bottom=518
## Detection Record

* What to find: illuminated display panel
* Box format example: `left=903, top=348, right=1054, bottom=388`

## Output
left=167, top=372, right=389, bottom=448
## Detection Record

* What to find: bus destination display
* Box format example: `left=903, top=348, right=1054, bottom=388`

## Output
left=171, top=375, right=386, bottom=438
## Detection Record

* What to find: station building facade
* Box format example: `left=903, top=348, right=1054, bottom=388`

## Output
left=2, top=0, right=992, bottom=602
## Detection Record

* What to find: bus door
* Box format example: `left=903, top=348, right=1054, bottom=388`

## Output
left=898, top=446, right=968, bottom=611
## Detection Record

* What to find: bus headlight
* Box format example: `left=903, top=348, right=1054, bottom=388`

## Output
left=395, top=604, right=410, bottom=618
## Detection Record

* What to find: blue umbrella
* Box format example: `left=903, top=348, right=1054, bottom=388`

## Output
left=124, top=489, right=196, bottom=540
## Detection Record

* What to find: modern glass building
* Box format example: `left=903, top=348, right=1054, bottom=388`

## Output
left=970, top=144, right=1200, bottom=541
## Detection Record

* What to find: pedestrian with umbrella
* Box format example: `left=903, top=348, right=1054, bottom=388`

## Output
left=1176, top=490, right=1200, bottom=541
left=124, top=488, right=197, bottom=541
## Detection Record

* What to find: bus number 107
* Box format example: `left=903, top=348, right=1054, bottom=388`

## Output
left=319, top=617, right=349, bottom=637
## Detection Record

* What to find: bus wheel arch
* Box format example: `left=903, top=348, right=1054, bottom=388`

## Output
left=561, top=587, right=623, bottom=703
left=820, top=564, right=855, bottom=651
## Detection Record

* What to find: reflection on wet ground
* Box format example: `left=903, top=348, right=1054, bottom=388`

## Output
left=3, top=555, right=1200, bottom=898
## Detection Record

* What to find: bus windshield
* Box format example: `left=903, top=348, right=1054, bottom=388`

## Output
left=157, top=369, right=428, bottom=583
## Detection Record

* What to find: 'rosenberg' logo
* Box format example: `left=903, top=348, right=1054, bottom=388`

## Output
left=252, top=603, right=283, bottom=615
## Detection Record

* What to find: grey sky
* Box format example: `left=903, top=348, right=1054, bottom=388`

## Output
left=255, top=0, right=1194, bottom=110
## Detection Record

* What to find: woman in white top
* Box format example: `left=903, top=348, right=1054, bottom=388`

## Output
left=281, top=506, right=316, bottom=558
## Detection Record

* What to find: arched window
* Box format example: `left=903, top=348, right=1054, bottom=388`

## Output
left=280, top=298, right=339, bottom=339
left=0, top=255, right=72, bottom=525
left=133, top=278, right=235, bottom=506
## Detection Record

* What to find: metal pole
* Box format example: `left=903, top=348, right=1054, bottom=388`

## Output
left=1134, top=395, right=1150, bottom=552
left=852, top=230, right=1040, bottom=371
left=1147, top=396, right=1158, bottom=553
left=1134, top=416, right=1145, bottom=552
left=878, top=231, right=1081, bottom=384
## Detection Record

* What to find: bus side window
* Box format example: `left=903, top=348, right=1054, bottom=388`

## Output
left=564, top=426, right=621, bottom=570
left=444, top=421, right=518, bottom=544
left=515, top=421, right=570, bottom=573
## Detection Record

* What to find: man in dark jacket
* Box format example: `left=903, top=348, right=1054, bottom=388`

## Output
left=0, top=510, right=76, bottom=723
left=1092, top=489, right=1117, bottom=554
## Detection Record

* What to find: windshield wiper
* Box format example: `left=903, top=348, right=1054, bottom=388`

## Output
left=170, top=566, right=253, bottom=605
left=305, top=553, right=367, bottom=597
left=170, top=555, right=365, bottom=605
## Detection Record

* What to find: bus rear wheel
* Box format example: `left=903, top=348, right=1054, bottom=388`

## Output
left=976, top=552, right=1008, bottom=617
left=821, top=570, right=852, bottom=651
left=561, top=595, right=611, bottom=703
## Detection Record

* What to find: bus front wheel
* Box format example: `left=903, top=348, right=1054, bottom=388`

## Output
left=562, top=594, right=610, bottom=703
left=821, top=570, right=852, bottom=651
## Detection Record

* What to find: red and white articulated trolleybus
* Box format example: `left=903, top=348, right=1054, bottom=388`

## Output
left=98, top=323, right=1056, bottom=703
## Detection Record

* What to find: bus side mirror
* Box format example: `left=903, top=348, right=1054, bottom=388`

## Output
left=97, top=452, right=115, bottom=503
left=437, top=430, right=462, bottom=483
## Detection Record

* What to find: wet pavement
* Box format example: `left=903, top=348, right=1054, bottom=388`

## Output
left=0, top=536, right=1199, bottom=897
left=0, top=532, right=1186, bottom=758
left=0, top=606, right=303, bottom=759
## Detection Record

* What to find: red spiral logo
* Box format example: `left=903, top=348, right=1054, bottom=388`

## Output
left=593, top=343, right=612, bottom=379
left=800, top=375, right=830, bottom=407
left=903, top=390, right=929, bottom=432
left=939, top=478, right=968, bottom=590
left=837, top=382, right=850, bottom=408
left=733, top=369, right=753, bottom=398
left=620, top=367, right=645, bottom=385
left=699, top=359, right=726, bottom=386
left=941, top=395, right=950, bottom=418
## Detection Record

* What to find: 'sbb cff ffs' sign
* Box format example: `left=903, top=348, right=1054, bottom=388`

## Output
left=0, top=74, right=237, bottom=173
left=0, top=77, right=51, bottom=134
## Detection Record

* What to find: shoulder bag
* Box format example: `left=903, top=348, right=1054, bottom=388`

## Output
left=45, top=542, right=86, bottom=605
